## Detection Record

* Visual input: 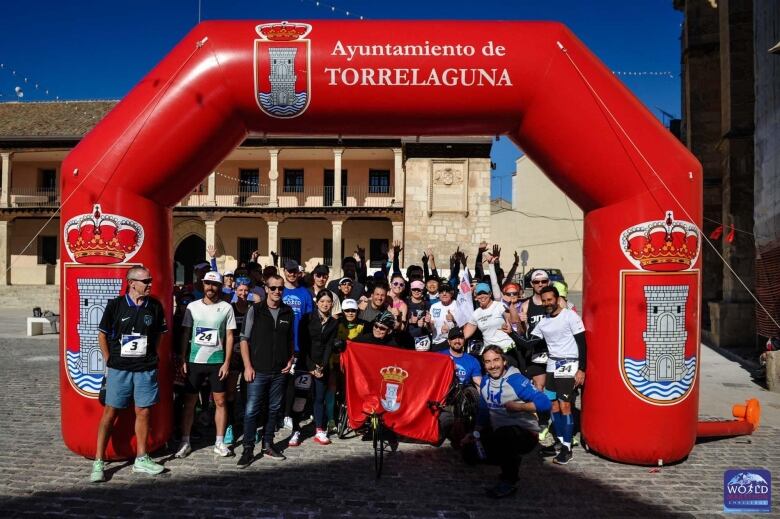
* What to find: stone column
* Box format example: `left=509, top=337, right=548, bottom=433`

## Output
left=268, top=148, right=279, bottom=207
left=1, top=152, right=12, bottom=208
left=267, top=220, right=279, bottom=265
left=0, top=220, right=11, bottom=285
left=331, top=220, right=343, bottom=276
left=332, top=148, right=344, bottom=207
left=207, top=172, right=217, bottom=206
left=392, top=220, right=404, bottom=267
left=392, top=147, right=403, bottom=206
left=204, top=218, right=217, bottom=259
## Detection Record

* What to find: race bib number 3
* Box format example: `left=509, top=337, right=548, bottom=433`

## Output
left=121, top=334, right=148, bottom=357
left=554, top=359, right=578, bottom=378
left=194, top=327, right=219, bottom=348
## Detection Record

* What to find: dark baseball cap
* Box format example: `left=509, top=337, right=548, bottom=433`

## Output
left=448, top=326, right=465, bottom=340
left=284, top=259, right=300, bottom=272
left=313, top=264, right=330, bottom=275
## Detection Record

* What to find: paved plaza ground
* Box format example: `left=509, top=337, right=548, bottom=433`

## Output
left=0, top=315, right=778, bottom=517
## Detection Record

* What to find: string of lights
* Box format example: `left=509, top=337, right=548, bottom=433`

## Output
left=300, top=0, right=366, bottom=19
left=613, top=70, right=675, bottom=78
left=0, top=62, right=59, bottom=101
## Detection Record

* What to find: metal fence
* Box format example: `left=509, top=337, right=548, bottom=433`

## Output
left=8, top=188, right=60, bottom=207
left=178, top=185, right=395, bottom=208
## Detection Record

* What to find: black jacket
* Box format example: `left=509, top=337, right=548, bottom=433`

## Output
left=355, top=330, right=400, bottom=348
left=299, top=313, right=339, bottom=372
left=244, top=302, right=295, bottom=373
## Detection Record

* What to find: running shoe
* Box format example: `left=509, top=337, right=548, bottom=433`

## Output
left=263, top=445, right=286, bottom=461
left=213, top=442, right=231, bottom=457
left=539, top=444, right=559, bottom=457
left=288, top=431, right=302, bottom=447
left=132, top=455, right=164, bottom=475
left=224, top=425, right=234, bottom=446
left=255, top=429, right=261, bottom=445
left=175, top=442, right=192, bottom=458
left=313, top=429, right=331, bottom=445
left=538, top=424, right=551, bottom=442
left=487, top=481, right=518, bottom=499
left=327, top=419, right=337, bottom=434
left=553, top=446, right=573, bottom=465
left=90, top=459, right=106, bottom=483
left=237, top=447, right=254, bottom=468
left=283, top=416, right=294, bottom=430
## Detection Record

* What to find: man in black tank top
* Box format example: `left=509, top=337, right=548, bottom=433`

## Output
left=520, top=270, right=551, bottom=380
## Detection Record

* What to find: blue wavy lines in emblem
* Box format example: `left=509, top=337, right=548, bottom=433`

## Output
left=66, top=350, right=102, bottom=393
left=624, top=356, right=696, bottom=401
left=258, top=92, right=308, bottom=116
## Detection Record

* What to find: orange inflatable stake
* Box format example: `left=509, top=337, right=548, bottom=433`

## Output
left=696, top=399, right=761, bottom=438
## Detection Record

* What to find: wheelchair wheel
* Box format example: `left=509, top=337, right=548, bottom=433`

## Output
left=455, top=387, right=479, bottom=432
left=371, top=415, right=384, bottom=478
left=337, top=401, right=349, bottom=439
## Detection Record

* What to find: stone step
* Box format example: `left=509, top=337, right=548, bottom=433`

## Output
left=0, top=285, right=61, bottom=312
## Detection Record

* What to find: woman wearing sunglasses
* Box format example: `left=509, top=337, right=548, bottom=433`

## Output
left=387, top=273, right=408, bottom=332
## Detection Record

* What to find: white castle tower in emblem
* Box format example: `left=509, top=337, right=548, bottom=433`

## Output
left=76, top=278, right=122, bottom=374
left=641, top=285, right=688, bottom=382
left=268, top=48, right=297, bottom=106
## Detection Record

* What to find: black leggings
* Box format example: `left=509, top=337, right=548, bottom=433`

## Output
left=463, top=426, right=538, bottom=483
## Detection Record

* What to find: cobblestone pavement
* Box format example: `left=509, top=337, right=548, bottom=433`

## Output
left=1, top=337, right=777, bottom=518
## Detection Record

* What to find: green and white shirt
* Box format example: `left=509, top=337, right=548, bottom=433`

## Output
left=182, top=299, right=236, bottom=364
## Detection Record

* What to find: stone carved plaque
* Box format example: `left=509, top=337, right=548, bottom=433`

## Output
left=429, top=160, right=469, bottom=215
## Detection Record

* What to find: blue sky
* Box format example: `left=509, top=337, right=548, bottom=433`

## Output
left=0, top=1, right=683, bottom=200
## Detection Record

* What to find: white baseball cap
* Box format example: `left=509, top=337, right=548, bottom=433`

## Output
left=203, top=271, right=223, bottom=284
left=531, top=269, right=549, bottom=281
left=342, top=299, right=359, bottom=311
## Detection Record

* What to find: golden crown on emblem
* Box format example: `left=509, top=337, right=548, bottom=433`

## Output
left=380, top=366, right=409, bottom=383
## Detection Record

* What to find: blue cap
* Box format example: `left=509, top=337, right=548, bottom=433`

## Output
left=475, top=283, right=491, bottom=295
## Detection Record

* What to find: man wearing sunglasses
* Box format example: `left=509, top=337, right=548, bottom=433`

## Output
left=356, top=311, right=399, bottom=348
left=237, top=274, right=295, bottom=467
left=90, top=266, right=168, bottom=482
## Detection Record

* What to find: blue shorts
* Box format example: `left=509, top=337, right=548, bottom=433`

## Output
left=105, top=368, right=159, bottom=409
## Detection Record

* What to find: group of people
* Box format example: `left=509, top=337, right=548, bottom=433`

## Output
left=89, top=241, right=587, bottom=499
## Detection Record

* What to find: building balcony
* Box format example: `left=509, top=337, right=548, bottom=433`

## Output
left=178, top=185, right=396, bottom=209
left=7, top=188, right=60, bottom=208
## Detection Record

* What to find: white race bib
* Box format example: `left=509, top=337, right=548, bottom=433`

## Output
left=531, top=352, right=548, bottom=365
left=121, top=334, right=148, bottom=357
left=554, top=359, right=578, bottom=378
left=414, top=336, right=431, bottom=352
left=194, top=327, right=219, bottom=348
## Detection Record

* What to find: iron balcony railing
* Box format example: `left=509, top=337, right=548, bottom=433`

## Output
left=7, top=188, right=60, bottom=207
left=178, top=184, right=396, bottom=208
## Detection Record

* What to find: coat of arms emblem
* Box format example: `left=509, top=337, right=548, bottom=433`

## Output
left=380, top=365, right=409, bottom=413
left=254, top=21, right=312, bottom=119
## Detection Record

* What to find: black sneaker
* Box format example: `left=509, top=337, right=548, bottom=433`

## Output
left=263, top=445, right=286, bottom=461
left=237, top=448, right=255, bottom=468
left=553, top=446, right=572, bottom=465
left=539, top=444, right=559, bottom=457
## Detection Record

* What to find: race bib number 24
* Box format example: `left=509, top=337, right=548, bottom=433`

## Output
left=194, top=327, right=219, bottom=348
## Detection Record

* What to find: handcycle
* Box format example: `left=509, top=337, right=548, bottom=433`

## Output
left=428, top=377, right=480, bottom=446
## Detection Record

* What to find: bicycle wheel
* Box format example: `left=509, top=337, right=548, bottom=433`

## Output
left=458, top=387, right=479, bottom=431
left=337, top=401, right=349, bottom=439
left=371, top=415, right=384, bottom=478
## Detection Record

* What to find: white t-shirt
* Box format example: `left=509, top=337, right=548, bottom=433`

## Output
left=430, top=301, right=462, bottom=343
left=469, top=301, right=514, bottom=351
left=531, top=308, right=585, bottom=371
left=183, top=299, right=237, bottom=364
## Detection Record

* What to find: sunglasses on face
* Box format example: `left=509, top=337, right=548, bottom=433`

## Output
left=532, top=280, right=548, bottom=285
left=132, top=278, right=153, bottom=285
left=314, top=273, right=328, bottom=278
left=504, top=292, right=519, bottom=297
left=392, top=282, right=405, bottom=287
left=267, top=285, right=284, bottom=292
left=373, top=323, right=390, bottom=332
left=411, top=288, right=423, bottom=292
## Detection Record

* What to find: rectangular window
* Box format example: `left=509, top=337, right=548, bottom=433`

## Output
left=369, top=238, right=389, bottom=269
left=238, top=237, right=258, bottom=263
left=323, top=239, right=345, bottom=267
left=239, top=168, right=260, bottom=193
left=40, top=169, right=56, bottom=190
left=281, top=238, right=302, bottom=266
left=283, top=169, right=304, bottom=193
left=38, top=236, right=58, bottom=265
left=368, top=169, right=390, bottom=194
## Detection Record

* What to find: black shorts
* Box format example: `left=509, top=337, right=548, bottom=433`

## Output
left=525, top=362, right=547, bottom=378
left=184, top=363, right=226, bottom=394
left=545, top=372, right=577, bottom=403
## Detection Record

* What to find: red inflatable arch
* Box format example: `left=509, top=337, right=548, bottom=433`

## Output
left=59, top=21, right=701, bottom=465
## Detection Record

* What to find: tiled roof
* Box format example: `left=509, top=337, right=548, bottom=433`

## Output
left=0, top=100, right=117, bottom=138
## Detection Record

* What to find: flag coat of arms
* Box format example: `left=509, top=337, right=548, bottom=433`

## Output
left=254, top=22, right=312, bottom=119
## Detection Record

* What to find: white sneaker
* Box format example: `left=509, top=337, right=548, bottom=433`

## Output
left=175, top=442, right=192, bottom=458
left=283, top=416, right=294, bottom=430
left=213, top=442, right=230, bottom=457
left=288, top=431, right=301, bottom=447
left=314, top=430, right=331, bottom=445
